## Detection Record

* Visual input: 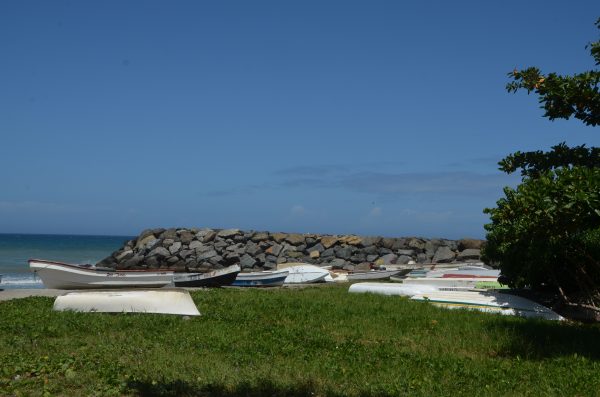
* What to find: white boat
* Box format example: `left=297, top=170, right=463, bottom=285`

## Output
left=401, top=277, right=506, bottom=289
left=411, top=290, right=564, bottom=321
left=405, top=264, right=497, bottom=279
left=283, top=265, right=329, bottom=284
left=346, top=269, right=403, bottom=281
left=29, top=259, right=174, bottom=290
left=349, top=282, right=445, bottom=296
left=53, top=288, right=200, bottom=316
left=231, top=270, right=289, bottom=287
left=426, top=266, right=500, bottom=279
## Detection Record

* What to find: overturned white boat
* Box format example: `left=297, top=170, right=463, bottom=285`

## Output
left=282, top=264, right=330, bottom=284
left=411, top=290, right=564, bottom=321
left=349, top=282, right=445, bottom=296
left=400, top=277, right=506, bottom=289
left=29, top=259, right=174, bottom=290
left=53, top=288, right=200, bottom=316
left=425, top=266, right=500, bottom=279
left=348, top=283, right=563, bottom=321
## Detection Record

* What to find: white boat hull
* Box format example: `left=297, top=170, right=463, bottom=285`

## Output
left=349, top=282, right=442, bottom=296
left=426, top=267, right=500, bottom=279
left=401, top=277, right=505, bottom=289
left=346, top=270, right=402, bottom=281
left=411, top=290, right=564, bottom=320
left=53, top=288, right=200, bottom=316
left=283, top=265, right=329, bottom=284
left=29, top=259, right=174, bottom=289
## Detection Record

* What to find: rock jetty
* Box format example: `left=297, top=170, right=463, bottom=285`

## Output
left=97, top=228, right=485, bottom=272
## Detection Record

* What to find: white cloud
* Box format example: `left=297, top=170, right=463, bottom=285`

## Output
left=0, top=201, right=113, bottom=214
left=0, top=201, right=70, bottom=213
left=369, top=207, right=382, bottom=217
left=290, top=205, right=306, bottom=216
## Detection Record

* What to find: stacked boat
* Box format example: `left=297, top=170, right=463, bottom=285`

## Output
left=29, top=259, right=199, bottom=316
left=397, top=264, right=505, bottom=289
left=349, top=264, right=564, bottom=321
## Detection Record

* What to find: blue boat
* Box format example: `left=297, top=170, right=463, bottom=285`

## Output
left=231, top=270, right=289, bottom=287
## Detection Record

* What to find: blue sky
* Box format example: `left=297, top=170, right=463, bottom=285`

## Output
left=1, top=1, right=599, bottom=239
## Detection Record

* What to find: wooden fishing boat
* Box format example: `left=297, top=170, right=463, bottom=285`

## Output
left=231, top=270, right=289, bottom=287
left=53, top=288, right=200, bottom=316
left=411, top=290, right=564, bottom=320
left=29, top=259, right=174, bottom=290
left=173, top=265, right=240, bottom=287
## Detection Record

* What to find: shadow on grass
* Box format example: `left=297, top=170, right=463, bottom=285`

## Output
left=125, top=379, right=394, bottom=397
left=488, top=318, right=600, bottom=360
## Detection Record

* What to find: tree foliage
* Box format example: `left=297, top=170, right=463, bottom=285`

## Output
left=499, top=142, right=600, bottom=177
left=483, top=167, right=600, bottom=304
left=483, top=18, right=600, bottom=307
left=506, top=18, right=600, bottom=126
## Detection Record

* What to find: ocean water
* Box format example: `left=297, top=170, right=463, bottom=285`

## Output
left=0, top=234, right=132, bottom=289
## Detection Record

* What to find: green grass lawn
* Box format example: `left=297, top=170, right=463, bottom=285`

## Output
left=1, top=285, right=599, bottom=396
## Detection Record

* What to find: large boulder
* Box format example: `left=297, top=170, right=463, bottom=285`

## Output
left=285, top=234, right=306, bottom=245
left=458, top=238, right=485, bottom=251
left=272, top=233, right=287, bottom=243
left=169, top=242, right=182, bottom=254
left=135, top=234, right=157, bottom=250
left=456, top=248, right=481, bottom=261
left=432, top=246, right=455, bottom=263
left=115, top=250, right=134, bottom=262
left=179, top=231, right=195, bottom=244
left=251, top=231, right=270, bottom=242
left=149, top=246, right=170, bottom=258
left=320, top=236, right=338, bottom=249
left=240, top=254, right=257, bottom=269
left=339, top=235, right=362, bottom=246
left=161, top=229, right=178, bottom=240
left=335, top=246, right=353, bottom=260
left=380, top=253, right=398, bottom=265
left=202, top=230, right=217, bottom=242
left=217, top=228, right=241, bottom=238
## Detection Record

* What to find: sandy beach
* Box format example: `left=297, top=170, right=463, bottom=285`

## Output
left=0, top=288, right=64, bottom=301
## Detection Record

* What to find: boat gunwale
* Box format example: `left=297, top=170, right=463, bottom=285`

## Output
left=28, top=259, right=174, bottom=274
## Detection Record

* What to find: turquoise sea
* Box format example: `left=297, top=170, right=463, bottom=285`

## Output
left=0, top=234, right=132, bottom=289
